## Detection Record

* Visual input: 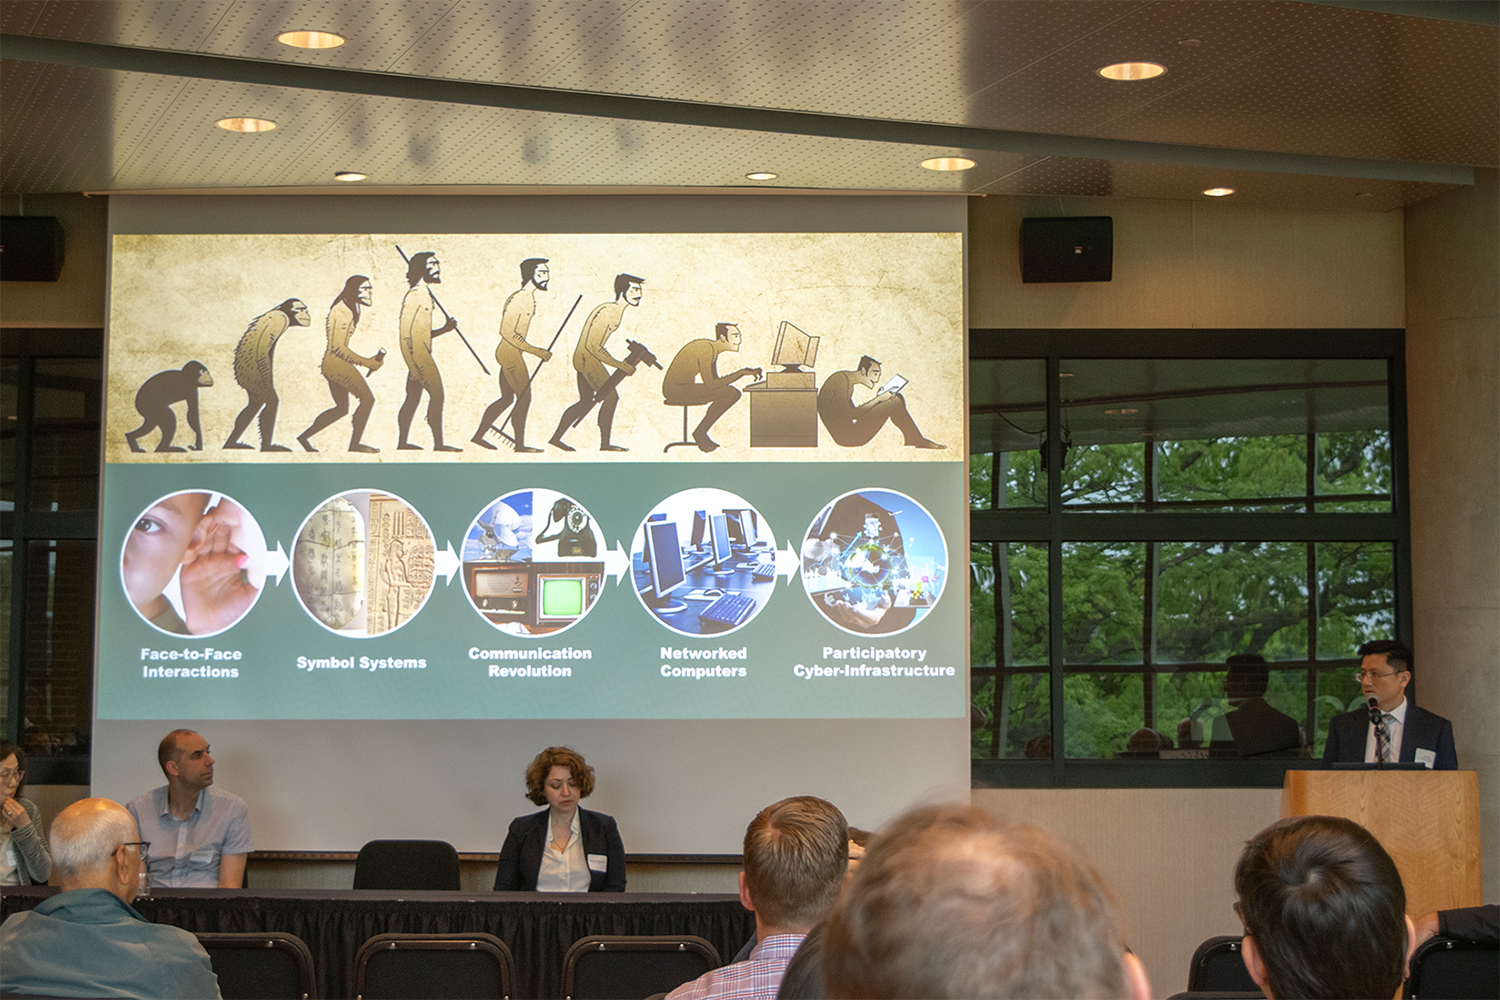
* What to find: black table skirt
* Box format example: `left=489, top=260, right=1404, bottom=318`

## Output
left=0, top=887, right=755, bottom=1000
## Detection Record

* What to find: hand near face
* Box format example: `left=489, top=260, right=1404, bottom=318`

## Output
left=0, top=796, right=30, bottom=830
left=179, top=520, right=259, bottom=634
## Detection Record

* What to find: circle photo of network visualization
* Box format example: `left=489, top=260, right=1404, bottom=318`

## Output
left=121, top=489, right=268, bottom=638
left=461, top=489, right=606, bottom=637
left=801, top=488, right=947, bottom=636
left=291, top=489, right=436, bottom=637
left=632, top=487, right=776, bottom=637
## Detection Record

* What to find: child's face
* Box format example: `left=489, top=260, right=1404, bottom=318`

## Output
left=122, top=493, right=208, bottom=610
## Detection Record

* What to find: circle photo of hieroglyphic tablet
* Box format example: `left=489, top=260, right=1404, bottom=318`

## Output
left=461, top=489, right=606, bottom=637
left=120, top=490, right=268, bottom=638
left=293, top=490, right=436, bottom=636
left=800, top=488, right=947, bottom=637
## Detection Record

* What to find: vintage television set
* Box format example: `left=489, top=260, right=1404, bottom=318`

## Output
left=531, top=562, right=605, bottom=628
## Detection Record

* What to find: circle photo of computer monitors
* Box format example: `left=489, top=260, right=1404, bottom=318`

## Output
left=632, top=488, right=776, bottom=637
left=461, top=489, right=607, bottom=637
left=291, top=489, right=437, bottom=637
left=122, top=489, right=270, bottom=638
left=801, top=488, right=947, bottom=637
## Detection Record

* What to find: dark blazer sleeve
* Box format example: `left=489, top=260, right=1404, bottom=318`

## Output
left=494, top=811, right=546, bottom=891
left=1323, top=710, right=1361, bottom=763
left=1402, top=706, right=1458, bottom=770
left=1439, top=904, right=1499, bottom=944
left=581, top=809, right=627, bottom=892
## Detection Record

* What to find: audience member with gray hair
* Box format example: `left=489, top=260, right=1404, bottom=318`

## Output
left=822, top=804, right=1150, bottom=999
left=0, top=797, right=221, bottom=999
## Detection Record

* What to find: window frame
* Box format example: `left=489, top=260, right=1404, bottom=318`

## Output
left=969, top=329, right=1411, bottom=789
left=2, top=328, right=103, bottom=785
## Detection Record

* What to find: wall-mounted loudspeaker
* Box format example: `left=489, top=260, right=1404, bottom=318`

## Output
left=1020, top=216, right=1112, bottom=283
left=1, top=216, right=66, bottom=282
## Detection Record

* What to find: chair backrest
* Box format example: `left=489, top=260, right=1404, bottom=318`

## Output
left=1187, top=936, right=1263, bottom=995
left=1406, top=936, right=1500, bottom=999
left=1165, top=992, right=1271, bottom=999
left=352, top=839, right=460, bottom=891
left=196, top=932, right=317, bottom=1000
left=563, top=934, right=721, bottom=1000
left=354, top=933, right=513, bottom=1000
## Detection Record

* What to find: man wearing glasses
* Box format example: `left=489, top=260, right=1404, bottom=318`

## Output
left=0, top=797, right=220, bottom=998
left=1322, top=639, right=1457, bottom=769
left=127, top=729, right=253, bottom=887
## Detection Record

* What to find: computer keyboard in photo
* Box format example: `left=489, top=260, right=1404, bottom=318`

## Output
left=699, top=592, right=756, bottom=628
left=750, top=561, right=776, bottom=580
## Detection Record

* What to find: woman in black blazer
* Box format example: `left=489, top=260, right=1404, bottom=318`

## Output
left=493, top=746, right=626, bottom=891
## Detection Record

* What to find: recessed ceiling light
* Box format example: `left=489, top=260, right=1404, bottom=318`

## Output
left=745, top=171, right=778, bottom=181
left=1178, top=38, right=1202, bottom=48
left=1202, top=187, right=1235, bottom=197
left=277, top=30, right=345, bottom=49
left=1097, top=62, right=1166, bottom=81
left=216, top=117, right=277, bottom=133
left=920, top=157, right=976, bottom=171
left=1104, top=408, right=1139, bottom=416
left=334, top=171, right=367, bottom=182
left=1059, top=372, right=1074, bottom=378
left=1356, top=191, right=1374, bottom=198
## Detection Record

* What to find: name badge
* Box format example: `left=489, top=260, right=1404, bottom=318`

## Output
left=1413, top=748, right=1436, bottom=769
left=587, top=853, right=608, bottom=872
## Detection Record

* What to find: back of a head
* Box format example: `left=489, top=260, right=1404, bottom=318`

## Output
left=50, top=797, right=138, bottom=886
left=743, top=796, right=848, bottom=931
left=823, top=805, right=1128, bottom=999
left=1235, top=815, right=1406, bottom=1000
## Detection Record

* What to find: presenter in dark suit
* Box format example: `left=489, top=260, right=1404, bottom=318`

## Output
left=494, top=746, right=626, bottom=891
left=1323, top=640, right=1457, bottom=770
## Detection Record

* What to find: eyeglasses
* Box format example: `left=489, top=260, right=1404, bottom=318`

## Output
left=0, top=768, right=22, bottom=782
left=1353, top=670, right=1403, bottom=682
left=120, top=841, right=151, bottom=860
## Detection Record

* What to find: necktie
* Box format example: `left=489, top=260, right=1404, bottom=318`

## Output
left=1375, top=712, right=1392, bottom=763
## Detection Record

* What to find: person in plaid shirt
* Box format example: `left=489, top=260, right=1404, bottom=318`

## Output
left=667, top=796, right=847, bottom=1000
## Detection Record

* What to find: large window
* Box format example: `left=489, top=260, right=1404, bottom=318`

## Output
left=970, top=331, right=1409, bottom=787
left=1, top=330, right=101, bottom=784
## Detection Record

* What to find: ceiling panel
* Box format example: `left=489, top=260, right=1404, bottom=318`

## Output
left=0, top=0, right=1494, bottom=204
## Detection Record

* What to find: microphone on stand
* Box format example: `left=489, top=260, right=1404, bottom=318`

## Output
left=1368, top=697, right=1384, bottom=768
left=1366, top=696, right=1381, bottom=722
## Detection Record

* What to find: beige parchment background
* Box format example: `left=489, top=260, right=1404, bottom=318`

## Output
left=106, top=231, right=963, bottom=464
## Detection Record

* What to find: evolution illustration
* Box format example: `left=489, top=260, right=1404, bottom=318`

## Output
left=106, top=233, right=962, bottom=463
left=122, top=485, right=947, bottom=641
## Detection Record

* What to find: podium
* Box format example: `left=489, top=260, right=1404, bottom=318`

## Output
left=1281, top=770, right=1482, bottom=918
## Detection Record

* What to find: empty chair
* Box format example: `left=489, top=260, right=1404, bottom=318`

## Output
left=352, top=839, right=460, bottom=891
left=353, top=933, right=513, bottom=1000
left=1405, top=936, right=1500, bottom=999
left=563, top=934, right=720, bottom=1000
left=1186, top=936, right=1263, bottom=996
left=196, top=932, right=317, bottom=1000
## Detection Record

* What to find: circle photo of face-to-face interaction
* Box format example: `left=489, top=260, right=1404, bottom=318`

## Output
left=292, top=490, right=436, bottom=637
left=122, top=491, right=268, bottom=637
left=631, top=488, right=776, bottom=636
left=801, top=489, right=947, bottom=636
left=461, top=490, right=606, bottom=636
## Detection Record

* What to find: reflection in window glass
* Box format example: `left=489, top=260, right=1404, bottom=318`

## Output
left=972, top=541, right=1050, bottom=759
left=970, top=358, right=1046, bottom=510
left=27, top=359, right=102, bottom=512
left=1314, top=429, right=1392, bottom=512
left=1157, top=668, right=1309, bottom=755
left=1315, top=542, right=1395, bottom=659
left=1, top=359, right=16, bottom=504
left=22, top=540, right=96, bottom=757
left=0, top=541, right=10, bottom=734
left=1154, top=541, right=1308, bottom=664
left=1063, top=672, right=1145, bottom=758
left=1062, top=443, right=1145, bottom=507
left=1155, top=435, right=1307, bottom=507
left=1061, top=542, right=1144, bottom=664
left=972, top=672, right=1050, bottom=759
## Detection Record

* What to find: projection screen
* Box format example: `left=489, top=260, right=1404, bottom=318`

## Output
left=92, top=194, right=969, bottom=854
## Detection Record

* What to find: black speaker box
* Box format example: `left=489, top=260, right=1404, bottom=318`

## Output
left=1021, top=216, right=1112, bottom=283
left=1, top=216, right=66, bottom=282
